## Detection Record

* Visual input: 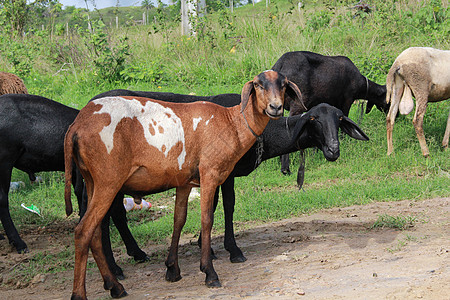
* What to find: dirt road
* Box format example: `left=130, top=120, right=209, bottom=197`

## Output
left=1, top=197, right=448, bottom=299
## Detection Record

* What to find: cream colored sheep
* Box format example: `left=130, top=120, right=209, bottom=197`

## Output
left=386, top=47, right=450, bottom=157
left=0, top=71, right=28, bottom=95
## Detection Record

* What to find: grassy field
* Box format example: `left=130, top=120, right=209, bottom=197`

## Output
left=1, top=0, right=449, bottom=281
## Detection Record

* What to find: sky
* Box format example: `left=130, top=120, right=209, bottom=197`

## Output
left=58, top=0, right=161, bottom=9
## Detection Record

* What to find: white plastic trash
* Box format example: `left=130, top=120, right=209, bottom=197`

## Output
left=9, top=181, right=25, bottom=193
left=123, top=198, right=151, bottom=211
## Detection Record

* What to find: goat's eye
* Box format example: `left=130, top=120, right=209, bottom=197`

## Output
left=339, top=116, right=343, bottom=121
left=310, top=116, right=315, bottom=121
left=255, top=83, right=263, bottom=90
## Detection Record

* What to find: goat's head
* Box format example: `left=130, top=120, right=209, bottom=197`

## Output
left=291, top=103, right=369, bottom=161
left=366, top=84, right=389, bottom=114
left=241, top=70, right=305, bottom=119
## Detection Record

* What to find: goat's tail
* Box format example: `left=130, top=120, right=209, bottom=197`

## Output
left=387, top=64, right=414, bottom=115
left=385, top=63, right=399, bottom=105
left=64, top=125, right=75, bottom=217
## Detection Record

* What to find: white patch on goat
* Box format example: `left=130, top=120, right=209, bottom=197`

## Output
left=193, top=117, right=202, bottom=131
left=205, top=115, right=214, bottom=125
left=93, top=97, right=186, bottom=169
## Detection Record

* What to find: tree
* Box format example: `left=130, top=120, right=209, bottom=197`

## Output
left=0, top=0, right=28, bottom=35
left=141, top=0, right=153, bottom=25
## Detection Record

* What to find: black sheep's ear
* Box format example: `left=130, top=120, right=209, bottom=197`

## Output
left=286, top=80, right=307, bottom=112
left=365, top=102, right=375, bottom=114
left=340, top=116, right=370, bottom=141
left=290, top=114, right=309, bottom=146
left=241, top=81, right=254, bottom=113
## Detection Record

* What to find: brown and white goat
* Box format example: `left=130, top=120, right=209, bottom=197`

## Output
left=386, top=47, right=450, bottom=157
left=64, top=70, right=304, bottom=299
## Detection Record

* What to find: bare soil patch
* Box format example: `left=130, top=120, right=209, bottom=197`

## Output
left=1, top=197, right=448, bottom=299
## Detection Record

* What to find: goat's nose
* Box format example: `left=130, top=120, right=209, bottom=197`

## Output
left=269, top=103, right=283, bottom=111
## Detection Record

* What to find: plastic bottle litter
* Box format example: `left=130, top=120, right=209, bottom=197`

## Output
left=188, top=188, right=201, bottom=202
left=123, top=198, right=151, bottom=212
left=21, top=203, right=42, bottom=217
left=9, top=181, right=25, bottom=193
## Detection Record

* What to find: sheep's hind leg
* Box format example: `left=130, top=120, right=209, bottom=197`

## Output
left=412, top=97, right=430, bottom=157
left=386, top=81, right=402, bottom=156
left=165, top=186, right=191, bottom=282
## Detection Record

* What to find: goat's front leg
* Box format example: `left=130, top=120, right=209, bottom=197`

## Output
left=412, top=98, right=430, bottom=157
left=199, top=183, right=221, bottom=287
left=197, top=187, right=220, bottom=260
left=221, top=177, right=246, bottom=263
left=165, top=186, right=191, bottom=282
left=0, top=166, right=28, bottom=253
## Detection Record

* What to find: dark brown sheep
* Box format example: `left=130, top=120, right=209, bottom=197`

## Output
left=0, top=72, right=28, bottom=95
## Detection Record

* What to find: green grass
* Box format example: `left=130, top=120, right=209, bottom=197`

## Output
left=1, top=0, right=449, bottom=284
left=372, top=214, right=417, bottom=230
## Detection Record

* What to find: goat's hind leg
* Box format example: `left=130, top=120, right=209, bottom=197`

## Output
left=72, top=187, right=124, bottom=300
left=111, top=193, right=149, bottom=262
left=103, top=193, right=149, bottom=280
left=442, top=109, right=450, bottom=149
left=165, top=186, right=192, bottom=282
left=91, top=224, right=127, bottom=298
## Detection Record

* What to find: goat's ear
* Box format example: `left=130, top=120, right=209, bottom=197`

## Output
left=241, top=80, right=254, bottom=113
left=290, top=114, right=309, bottom=146
left=286, top=80, right=307, bottom=112
left=340, top=116, right=370, bottom=141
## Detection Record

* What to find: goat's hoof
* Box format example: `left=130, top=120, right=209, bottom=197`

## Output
left=110, top=285, right=128, bottom=298
left=0, top=234, right=5, bottom=240
left=165, top=269, right=182, bottom=282
left=135, top=254, right=150, bottom=263
left=206, top=279, right=222, bottom=288
left=71, top=294, right=86, bottom=300
left=281, top=169, right=291, bottom=176
left=230, top=254, right=247, bottom=263
left=17, top=247, right=29, bottom=254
